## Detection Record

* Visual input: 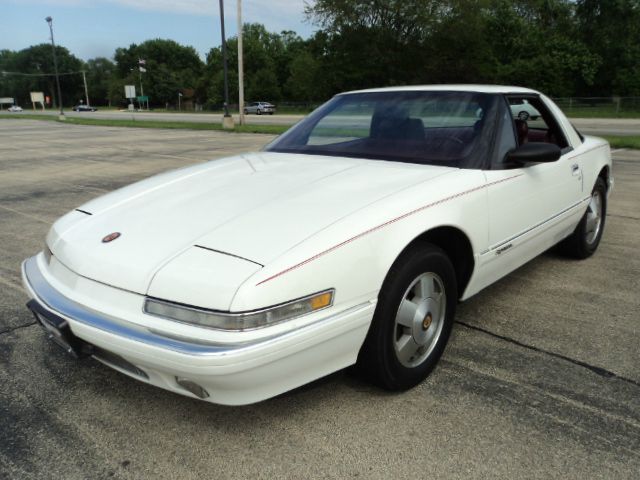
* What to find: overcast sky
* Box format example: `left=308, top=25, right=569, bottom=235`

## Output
left=4, top=0, right=316, bottom=60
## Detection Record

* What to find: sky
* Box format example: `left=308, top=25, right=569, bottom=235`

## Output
left=3, top=0, right=316, bottom=60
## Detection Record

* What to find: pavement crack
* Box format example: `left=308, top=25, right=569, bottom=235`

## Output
left=455, top=321, right=640, bottom=388
left=0, top=321, right=37, bottom=336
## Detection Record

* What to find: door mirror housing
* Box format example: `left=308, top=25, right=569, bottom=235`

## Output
left=506, top=143, right=561, bottom=164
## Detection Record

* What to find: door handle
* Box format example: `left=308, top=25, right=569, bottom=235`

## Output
left=571, top=163, right=580, bottom=176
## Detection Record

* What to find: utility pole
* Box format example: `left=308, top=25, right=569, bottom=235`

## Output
left=218, top=0, right=234, bottom=128
left=138, top=59, right=147, bottom=110
left=237, top=0, right=245, bottom=125
left=81, top=70, right=90, bottom=106
left=45, top=16, right=64, bottom=119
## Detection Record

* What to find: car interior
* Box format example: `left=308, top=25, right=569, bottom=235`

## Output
left=507, top=95, right=569, bottom=150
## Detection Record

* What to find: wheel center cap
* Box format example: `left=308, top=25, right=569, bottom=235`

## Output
left=422, top=313, right=433, bottom=331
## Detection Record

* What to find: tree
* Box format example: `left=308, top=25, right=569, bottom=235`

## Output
left=0, top=44, right=84, bottom=108
left=85, top=57, right=115, bottom=106
left=576, top=0, right=640, bottom=95
left=114, top=39, right=203, bottom=106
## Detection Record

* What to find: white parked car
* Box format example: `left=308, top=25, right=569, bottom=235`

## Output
left=510, top=98, right=540, bottom=120
left=7, top=105, right=23, bottom=112
left=244, top=101, right=275, bottom=115
left=22, top=85, right=612, bottom=405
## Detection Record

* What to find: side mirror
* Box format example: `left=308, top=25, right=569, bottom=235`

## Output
left=506, top=142, right=561, bottom=164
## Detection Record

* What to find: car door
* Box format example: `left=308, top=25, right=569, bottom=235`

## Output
left=479, top=95, right=583, bottom=287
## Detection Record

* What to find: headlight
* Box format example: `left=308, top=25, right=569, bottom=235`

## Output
left=144, top=289, right=334, bottom=331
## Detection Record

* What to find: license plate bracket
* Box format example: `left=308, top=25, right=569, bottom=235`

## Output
left=27, top=300, right=93, bottom=359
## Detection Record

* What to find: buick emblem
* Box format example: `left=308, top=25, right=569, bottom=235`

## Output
left=102, top=232, right=121, bottom=243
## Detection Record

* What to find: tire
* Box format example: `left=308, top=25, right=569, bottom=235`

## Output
left=356, top=243, right=457, bottom=390
left=243, top=109, right=248, bottom=115
left=257, top=109, right=262, bottom=115
left=559, top=177, right=607, bottom=259
left=518, top=111, right=529, bottom=121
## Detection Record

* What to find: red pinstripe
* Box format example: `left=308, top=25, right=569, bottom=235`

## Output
left=256, top=173, right=523, bottom=286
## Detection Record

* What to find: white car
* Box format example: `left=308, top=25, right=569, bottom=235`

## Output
left=22, top=85, right=612, bottom=405
left=510, top=98, right=540, bottom=120
left=7, top=105, right=23, bottom=112
left=244, top=101, right=275, bottom=115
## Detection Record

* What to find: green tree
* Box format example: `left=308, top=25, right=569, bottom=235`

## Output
left=0, top=44, right=84, bottom=108
left=85, top=57, right=116, bottom=106
left=576, top=0, right=640, bottom=95
left=114, top=39, right=203, bottom=106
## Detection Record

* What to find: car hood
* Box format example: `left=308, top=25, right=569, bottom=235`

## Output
left=48, top=152, right=453, bottom=295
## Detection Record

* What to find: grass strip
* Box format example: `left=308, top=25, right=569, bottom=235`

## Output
left=601, top=135, right=640, bottom=150
left=0, top=114, right=288, bottom=135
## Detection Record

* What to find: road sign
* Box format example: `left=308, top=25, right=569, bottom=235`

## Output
left=124, top=85, right=136, bottom=99
left=137, top=95, right=149, bottom=102
left=30, top=92, right=44, bottom=103
left=0, top=97, right=13, bottom=104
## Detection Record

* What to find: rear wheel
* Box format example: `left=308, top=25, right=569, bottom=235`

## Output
left=559, top=177, right=607, bottom=259
left=257, top=109, right=262, bottom=115
left=357, top=244, right=457, bottom=390
left=243, top=109, right=248, bottom=114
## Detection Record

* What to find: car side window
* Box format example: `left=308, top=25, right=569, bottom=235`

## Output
left=508, top=96, right=569, bottom=150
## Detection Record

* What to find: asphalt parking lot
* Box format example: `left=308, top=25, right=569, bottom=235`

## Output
left=1, top=120, right=639, bottom=479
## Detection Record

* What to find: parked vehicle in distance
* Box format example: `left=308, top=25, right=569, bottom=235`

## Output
left=72, top=105, right=98, bottom=112
left=22, top=85, right=612, bottom=405
left=509, top=98, right=540, bottom=120
left=7, top=105, right=23, bottom=112
left=244, top=101, right=275, bottom=115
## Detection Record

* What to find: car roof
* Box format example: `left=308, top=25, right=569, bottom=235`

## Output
left=342, top=84, right=541, bottom=95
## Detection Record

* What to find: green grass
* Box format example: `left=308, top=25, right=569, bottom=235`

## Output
left=602, top=135, right=640, bottom=149
left=0, top=113, right=289, bottom=135
left=561, top=106, right=640, bottom=119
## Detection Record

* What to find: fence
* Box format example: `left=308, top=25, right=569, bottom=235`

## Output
left=552, top=97, right=640, bottom=117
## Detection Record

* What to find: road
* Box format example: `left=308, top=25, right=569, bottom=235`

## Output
left=10, top=108, right=640, bottom=135
left=0, top=120, right=639, bottom=479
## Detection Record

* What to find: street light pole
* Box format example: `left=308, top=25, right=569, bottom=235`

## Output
left=218, top=0, right=234, bottom=128
left=237, top=0, right=245, bottom=125
left=45, top=16, right=64, bottom=119
left=178, top=92, right=182, bottom=111
left=81, top=70, right=90, bottom=106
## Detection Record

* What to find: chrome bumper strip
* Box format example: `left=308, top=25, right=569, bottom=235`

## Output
left=22, top=256, right=370, bottom=358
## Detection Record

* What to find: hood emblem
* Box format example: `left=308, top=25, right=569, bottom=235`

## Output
left=102, top=232, right=121, bottom=243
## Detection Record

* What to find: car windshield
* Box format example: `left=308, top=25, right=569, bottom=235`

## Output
left=266, top=90, right=499, bottom=167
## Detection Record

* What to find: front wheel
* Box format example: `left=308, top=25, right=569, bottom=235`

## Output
left=559, top=177, right=607, bottom=259
left=257, top=109, right=262, bottom=115
left=356, top=243, right=457, bottom=390
left=243, top=109, right=248, bottom=114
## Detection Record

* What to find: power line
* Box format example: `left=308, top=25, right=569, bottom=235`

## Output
left=0, top=70, right=86, bottom=77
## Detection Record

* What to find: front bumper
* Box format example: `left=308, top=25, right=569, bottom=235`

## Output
left=22, top=254, right=374, bottom=405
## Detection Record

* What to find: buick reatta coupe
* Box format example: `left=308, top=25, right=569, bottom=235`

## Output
left=22, top=85, right=612, bottom=405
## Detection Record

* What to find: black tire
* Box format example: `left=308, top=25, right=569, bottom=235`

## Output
left=243, top=109, right=248, bottom=114
left=559, top=177, right=607, bottom=259
left=356, top=243, right=457, bottom=390
left=257, top=109, right=262, bottom=115
left=518, top=111, right=529, bottom=121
